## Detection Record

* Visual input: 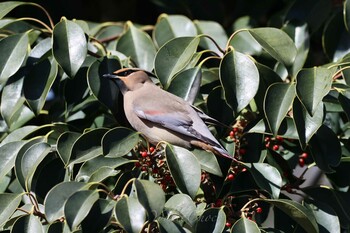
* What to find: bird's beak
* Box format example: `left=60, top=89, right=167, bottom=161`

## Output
left=102, top=74, right=119, bottom=80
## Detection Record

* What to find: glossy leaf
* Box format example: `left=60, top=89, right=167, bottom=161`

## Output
left=305, top=201, right=340, bottom=233
left=153, top=14, right=197, bottom=48
left=293, top=98, right=324, bottom=149
left=158, top=217, right=188, bottom=233
left=87, top=56, right=121, bottom=115
left=196, top=208, right=226, bottom=233
left=23, top=58, right=58, bottom=115
left=0, top=33, right=28, bottom=84
left=135, top=179, right=165, bottom=220
left=53, top=18, right=87, bottom=77
left=245, top=163, right=282, bottom=199
left=69, top=128, right=108, bottom=165
left=265, top=199, right=318, bottom=233
left=0, top=126, right=38, bottom=146
left=164, top=194, right=198, bottom=227
left=0, top=1, right=27, bottom=19
left=165, top=145, right=201, bottom=199
left=230, top=218, right=260, bottom=233
left=154, top=36, right=200, bottom=88
left=345, top=0, right=350, bottom=32
left=0, top=193, right=22, bottom=227
left=12, top=214, right=44, bottom=233
left=296, top=67, right=332, bottom=116
left=115, top=196, right=146, bottom=233
left=167, top=67, right=201, bottom=104
left=64, top=190, right=99, bottom=230
left=219, top=49, right=259, bottom=114
left=191, top=149, right=223, bottom=177
left=81, top=199, right=115, bottom=232
left=117, top=22, right=156, bottom=71
left=44, top=181, right=87, bottom=223
left=248, top=28, right=297, bottom=67
left=338, top=92, right=350, bottom=120
left=102, top=127, right=139, bottom=157
left=0, top=141, right=26, bottom=182
left=194, top=20, right=227, bottom=55
left=309, top=124, right=341, bottom=173
left=88, top=166, right=118, bottom=182
left=264, top=83, right=295, bottom=136
left=56, top=131, right=81, bottom=165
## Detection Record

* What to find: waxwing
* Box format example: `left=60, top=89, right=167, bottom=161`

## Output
left=103, top=68, right=232, bottom=159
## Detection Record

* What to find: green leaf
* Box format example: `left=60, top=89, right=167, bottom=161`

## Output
left=88, top=166, right=118, bottom=182
left=264, top=83, right=295, bottom=136
left=102, top=127, right=139, bottom=157
left=115, top=196, right=146, bottom=233
left=192, top=149, right=223, bottom=177
left=219, top=49, right=259, bottom=114
left=194, top=20, right=227, bottom=55
left=296, top=67, right=333, bottom=116
left=248, top=28, right=297, bottom=67
left=158, top=217, right=188, bottom=233
left=293, top=98, right=324, bottom=149
left=264, top=199, right=318, bottom=233
left=345, top=0, right=350, bottom=32
left=116, top=22, right=156, bottom=71
left=0, top=1, right=27, bottom=19
left=12, top=214, right=44, bottom=233
left=69, top=128, right=108, bottom=165
left=305, top=201, right=340, bottom=233
left=0, top=33, right=28, bottom=84
left=64, top=190, right=99, bottom=231
left=153, top=14, right=197, bottom=48
left=44, top=181, right=87, bottom=223
left=167, top=67, right=201, bottom=104
left=56, top=131, right=81, bottom=165
left=0, top=125, right=37, bottom=146
left=135, top=179, right=165, bottom=220
left=53, top=18, right=87, bottom=78
left=245, top=163, right=282, bottom=199
left=196, top=208, right=226, bottom=233
left=154, top=36, right=200, bottom=88
left=230, top=218, right=260, bottom=233
left=164, top=194, right=198, bottom=227
left=309, top=124, right=341, bottom=173
left=0, top=193, right=22, bottom=227
left=87, top=56, right=121, bottom=115
left=165, top=145, right=201, bottom=199
left=23, top=58, right=58, bottom=115
left=338, top=92, right=350, bottom=120
left=0, top=141, right=26, bottom=182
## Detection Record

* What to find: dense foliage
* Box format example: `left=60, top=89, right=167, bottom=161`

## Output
left=0, top=0, right=349, bottom=232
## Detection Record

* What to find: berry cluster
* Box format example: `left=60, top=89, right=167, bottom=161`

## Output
left=298, top=152, right=308, bottom=167
left=265, top=135, right=284, bottom=151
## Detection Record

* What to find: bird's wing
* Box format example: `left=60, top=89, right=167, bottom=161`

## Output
left=191, top=105, right=230, bottom=128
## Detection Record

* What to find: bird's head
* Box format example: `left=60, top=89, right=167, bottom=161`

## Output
left=103, top=68, right=155, bottom=94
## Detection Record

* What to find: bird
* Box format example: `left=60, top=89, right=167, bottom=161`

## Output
left=103, top=68, right=233, bottom=159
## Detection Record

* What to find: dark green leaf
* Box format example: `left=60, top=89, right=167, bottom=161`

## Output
left=248, top=28, right=297, bottom=67
left=11, top=214, right=44, bottom=233
left=0, top=141, right=26, bottom=182
left=53, top=18, right=87, bottom=77
left=192, top=149, right=223, bottom=177
left=158, top=217, right=188, bottom=233
left=56, top=131, right=81, bottom=165
left=165, top=145, right=201, bottom=199
left=296, top=67, right=332, bottom=116
left=345, top=0, right=350, bottom=32
left=230, top=218, right=260, bottom=233
left=293, top=98, right=323, bottom=149
left=23, top=58, right=58, bottom=115
left=153, top=14, right=197, bottom=48
left=219, top=49, right=259, bottom=114
left=264, top=83, right=295, bottom=136
left=338, top=91, right=350, bottom=120
left=154, top=36, right=200, bottom=88
left=196, top=208, right=226, bottom=233
left=264, top=199, right=318, bottom=233
left=64, top=190, right=99, bottom=230
left=116, top=22, right=156, bottom=71
left=309, top=124, right=341, bottom=173
left=167, top=67, right=201, bottom=104
left=0, top=33, right=28, bottom=84
left=115, top=196, right=146, bottom=233
left=44, top=181, right=87, bottom=223
left=88, top=166, right=118, bottom=182
left=135, top=179, right=165, bottom=220
left=0, top=193, right=22, bottom=227
left=81, top=199, right=114, bottom=233
left=102, top=127, right=139, bottom=157
left=0, top=1, right=27, bottom=19
left=164, top=194, right=197, bottom=227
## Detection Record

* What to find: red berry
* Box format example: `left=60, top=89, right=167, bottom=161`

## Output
left=256, top=207, right=262, bottom=213
left=272, top=145, right=279, bottom=151
left=300, top=152, right=308, bottom=159
left=276, top=136, right=284, bottom=142
left=233, top=127, right=239, bottom=132
left=134, top=162, right=141, bottom=167
left=141, top=151, right=148, bottom=157
left=227, top=174, right=235, bottom=181
left=229, top=131, right=234, bottom=138
left=241, top=168, right=247, bottom=172
left=225, top=222, right=232, bottom=228
left=149, top=147, right=155, bottom=153
left=215, top=199, right=222, bottom=207
left=298, top=158, right=305, bottom=167
left=264, top=137, right=271, bottom=142
left=265, top=142, right=270, bottom=148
